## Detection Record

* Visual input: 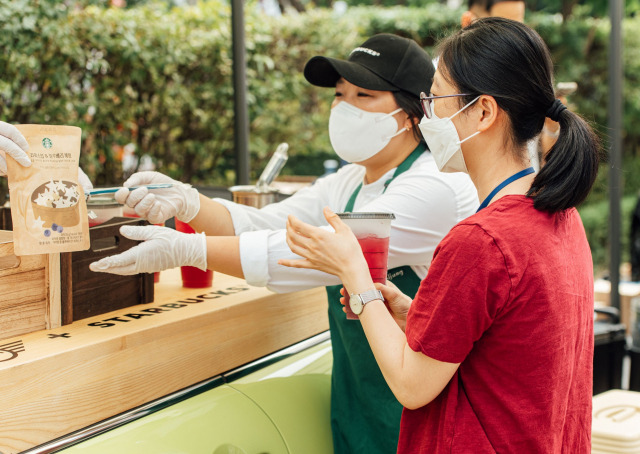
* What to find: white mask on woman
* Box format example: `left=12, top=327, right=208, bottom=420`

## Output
left=329, top=101, right=406, bottom=163
left=418, top=96, right=480, bottom=173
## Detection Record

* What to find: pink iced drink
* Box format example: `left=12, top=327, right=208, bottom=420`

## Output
left=344, top=235, right=390, bottom=320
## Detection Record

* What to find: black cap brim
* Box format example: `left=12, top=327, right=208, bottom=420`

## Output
left=303, top=56, right=399, bottom=92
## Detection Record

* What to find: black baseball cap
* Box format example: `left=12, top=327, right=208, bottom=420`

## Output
left=303, top=33, right=434, bottom=98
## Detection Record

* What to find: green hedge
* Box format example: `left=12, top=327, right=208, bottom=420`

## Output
left=2, top=0, right=607, bottom=186
left=1, top=0, right=637, bottom=271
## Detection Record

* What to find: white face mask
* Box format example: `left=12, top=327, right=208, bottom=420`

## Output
left=418, top=96, right=480, bottom=173
left=329, top=101, right=406, bottom=163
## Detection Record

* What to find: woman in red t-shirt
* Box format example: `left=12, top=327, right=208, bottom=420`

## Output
left=280, top=18, right=600, bottom=453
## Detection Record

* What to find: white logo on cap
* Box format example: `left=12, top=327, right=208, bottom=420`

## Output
left=350, top=47, right=380, bottom=57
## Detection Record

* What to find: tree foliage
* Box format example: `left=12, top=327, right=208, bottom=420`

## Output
left=1, top=0, right=637, bottom=191
left=528, top=0, right=640, bottom=19
left=1, top=0, right=638, bottom=271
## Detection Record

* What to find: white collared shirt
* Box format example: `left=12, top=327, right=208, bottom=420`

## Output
left=215, top=151, right=478, bottom=293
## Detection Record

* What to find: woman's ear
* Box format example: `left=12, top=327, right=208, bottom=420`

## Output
left=476, top=95, right=499, bottom=133
left=404, top=114, right=419, bottom=131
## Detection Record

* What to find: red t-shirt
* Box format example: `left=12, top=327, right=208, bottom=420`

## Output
left=400, top=196, right=593, bottom=453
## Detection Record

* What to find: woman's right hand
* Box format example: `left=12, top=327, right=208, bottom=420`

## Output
left=115, top=171, right=200, bottom=224
left=279, top=207, right=370, bottom=292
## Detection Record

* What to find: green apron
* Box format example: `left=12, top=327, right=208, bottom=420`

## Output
left=326, top=144, right=425, bottom=454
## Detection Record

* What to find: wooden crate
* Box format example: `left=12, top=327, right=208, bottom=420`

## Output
left=60, top=217, right=154, bottom=324
left=0, top=209, right=155, bottom=326
left=0, top=230, right=60, bottom=342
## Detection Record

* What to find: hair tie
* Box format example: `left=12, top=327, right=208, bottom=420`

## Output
left=546, top=99, right=567, bottom=122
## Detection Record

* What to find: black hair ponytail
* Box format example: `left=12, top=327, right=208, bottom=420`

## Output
left=438, top=17, right=600, bottom=213
left=526, top=107, right=600, bottom=212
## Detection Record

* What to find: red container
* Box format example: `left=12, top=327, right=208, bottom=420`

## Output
left=336, top=213, right=395, bottom=321
left=343, top=235, right=390, bottom=320
left=174, top=219, right=213, bottom=288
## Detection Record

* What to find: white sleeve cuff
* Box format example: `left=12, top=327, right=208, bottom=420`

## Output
left=239, top=230, right=270, bottom=287
left=213, top=198, right=255, bottom=235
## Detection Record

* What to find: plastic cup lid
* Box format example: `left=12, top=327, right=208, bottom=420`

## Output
left=86, top=196, right=121, bottom=208
left=337, top=212, right=395, bottom=220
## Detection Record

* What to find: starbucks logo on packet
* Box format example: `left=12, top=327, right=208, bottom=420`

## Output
left=42, top=137, right=53, bottom=149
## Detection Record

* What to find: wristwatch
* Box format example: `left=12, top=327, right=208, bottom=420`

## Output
left=349, top=289, right=384, bottom=315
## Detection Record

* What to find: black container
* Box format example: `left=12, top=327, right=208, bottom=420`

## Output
left=593, top=308, right=627, bottom=395
left=60, top=217, right=154, bottom=324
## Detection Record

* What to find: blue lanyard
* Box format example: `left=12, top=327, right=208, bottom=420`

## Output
left=476, top=167, right=535, bottom=212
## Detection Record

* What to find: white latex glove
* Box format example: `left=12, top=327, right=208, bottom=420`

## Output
left=0, top=121, right=32, bottom=175
left=114, top=171, right=200, bottom=225
left=0, top=122, right=91, bottom=192
left=89, top=225, right=207, bottom=275
left=78, top=167, right=93, bottom=193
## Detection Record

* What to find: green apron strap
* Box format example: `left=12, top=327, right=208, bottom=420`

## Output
left=326, top=142, right=426, bottom=453
left=343, top=142, right=426, bottom=213
left=383, top=142, right=426, bottom=191
left=344, top=182, right=362, bottom=214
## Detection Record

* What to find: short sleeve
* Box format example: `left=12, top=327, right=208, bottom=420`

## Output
left=405, top=223, right=512, bottom=364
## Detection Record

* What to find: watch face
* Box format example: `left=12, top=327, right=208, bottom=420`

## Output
left=349, top=294, right=363, bottom=315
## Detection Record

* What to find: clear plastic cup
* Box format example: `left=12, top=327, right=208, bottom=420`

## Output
left=86, top=196, right=123, bottom=227
left=174, top=219, right=214, bottom=288
left=337, top=212, right=395, bottom=320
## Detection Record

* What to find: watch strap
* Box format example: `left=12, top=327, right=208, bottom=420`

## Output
left=354, top=289, right=383, bottom=306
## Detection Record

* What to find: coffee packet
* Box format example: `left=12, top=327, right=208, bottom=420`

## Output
left=7, top=124, right=90, bottom=255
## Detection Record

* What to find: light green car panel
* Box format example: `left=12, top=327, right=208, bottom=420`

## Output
left=58, top=385, right=288, bottom=454
left=57, top=339, right=333, bottom=454
left=229, top=341, right=333, bottom=454
left=229, top=341, right=332, bottom=383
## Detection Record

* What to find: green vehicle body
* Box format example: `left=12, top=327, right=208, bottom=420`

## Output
left=27, top=332, right=333, bottom=454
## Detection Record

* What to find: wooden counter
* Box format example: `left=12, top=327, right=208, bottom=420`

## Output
left=0, top=269, right=329, bottom=454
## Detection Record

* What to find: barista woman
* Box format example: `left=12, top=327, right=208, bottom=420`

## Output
left=280, top=18, right=599, bottom=452
left=90, top=34, right=478, bottom=453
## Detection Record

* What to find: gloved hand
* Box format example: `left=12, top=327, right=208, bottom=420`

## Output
left=89, top=225, right=207, bottom=275
left=114, top=171, right=200, bottom=225
left=0, top=121, right=32, bottom=175
left=0, top=121, right=91, bottom=192
left=78, top=167, right=93, bottom=194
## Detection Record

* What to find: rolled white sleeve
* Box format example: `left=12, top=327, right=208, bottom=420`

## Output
left=238, top=230, right=270, bottom=287
left=239, top=227, right=341, bottom=292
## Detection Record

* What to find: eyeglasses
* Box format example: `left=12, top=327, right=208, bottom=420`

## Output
left=420, top=92, right=471, bottom=119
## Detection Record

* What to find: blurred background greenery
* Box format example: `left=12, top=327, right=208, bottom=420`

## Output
left=0, top=0, right=636, bottom=275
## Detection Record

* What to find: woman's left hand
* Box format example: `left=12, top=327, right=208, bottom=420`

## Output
left=279, top=207, right=368, bottom=287
left=90, top=225, right=207, bottom=275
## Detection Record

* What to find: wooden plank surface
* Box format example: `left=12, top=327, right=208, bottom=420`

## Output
left=46, top=253, right=61, bottom=330
left=0, top=240, right=50, bottom=342
left=0, top=269, right=329, bottom=454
